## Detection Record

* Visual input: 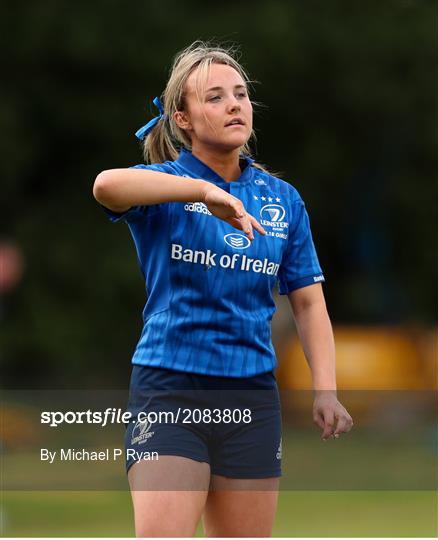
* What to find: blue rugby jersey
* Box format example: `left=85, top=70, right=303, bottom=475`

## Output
left=103, top=148, right=324, bottom=377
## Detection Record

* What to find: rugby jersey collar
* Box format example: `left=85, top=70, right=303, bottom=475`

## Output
left=175, top=148, right=255, bottom=186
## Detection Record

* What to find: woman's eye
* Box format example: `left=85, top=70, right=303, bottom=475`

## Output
left=237, top=92, right=247, bottom=98
left=208, top=96, right=221, bottom=102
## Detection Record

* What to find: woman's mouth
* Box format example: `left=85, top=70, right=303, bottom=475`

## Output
left=225, top=118, right=245, bottom=127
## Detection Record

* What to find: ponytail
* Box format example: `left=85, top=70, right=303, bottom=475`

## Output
left=142, top=114, right=180, bottom=164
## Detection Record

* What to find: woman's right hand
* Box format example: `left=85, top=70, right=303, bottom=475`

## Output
left=200, top=183, right=266, bottom=241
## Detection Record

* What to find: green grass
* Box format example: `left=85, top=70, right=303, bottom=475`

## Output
left=2, top=421, right=436, bottom=536
left=2, top=490, right=436, bottom=537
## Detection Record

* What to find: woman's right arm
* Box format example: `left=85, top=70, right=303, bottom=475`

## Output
left=93, top=168, right=265, bottom=240
left=93, top=168, right=209, bottom=213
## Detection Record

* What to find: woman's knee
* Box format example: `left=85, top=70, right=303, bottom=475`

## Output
left=133, top=491, right=207, bottom=537
left=135, top=520, right=196, bottom=538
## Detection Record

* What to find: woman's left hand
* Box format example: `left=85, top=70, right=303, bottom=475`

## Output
left=313, top=391, right=354, bottom=441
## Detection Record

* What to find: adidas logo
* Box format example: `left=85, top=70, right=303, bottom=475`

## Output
left=184, top=202, right=212, bottom=215
left=276, top=438, right=282, bottom=460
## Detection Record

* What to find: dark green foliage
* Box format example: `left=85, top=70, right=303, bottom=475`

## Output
left=1, top=1, right=437, bottom=385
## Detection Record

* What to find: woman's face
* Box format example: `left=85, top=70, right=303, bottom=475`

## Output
left=175, top=63, right=253, bottom=153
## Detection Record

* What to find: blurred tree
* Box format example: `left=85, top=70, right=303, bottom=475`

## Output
left=1, top=0, right=437, bottom=386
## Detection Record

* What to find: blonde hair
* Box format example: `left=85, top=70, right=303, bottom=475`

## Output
left=142, top=40, right=262, bottom=167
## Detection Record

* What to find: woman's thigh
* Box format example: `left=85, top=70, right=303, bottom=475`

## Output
left=202, top=475, right=280, bottom=537
left=129, top=455, right=210, bottom=537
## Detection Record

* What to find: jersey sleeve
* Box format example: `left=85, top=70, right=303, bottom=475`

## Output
left=100, top=163, right=171, bottom=224
left=277, top=193, right=325, bottom=295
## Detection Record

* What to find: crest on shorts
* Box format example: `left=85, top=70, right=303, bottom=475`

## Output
left=131, top=417, right=154, bottom=445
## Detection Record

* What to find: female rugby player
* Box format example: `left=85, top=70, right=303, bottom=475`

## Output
left=93, top=41, right=353, bottom=538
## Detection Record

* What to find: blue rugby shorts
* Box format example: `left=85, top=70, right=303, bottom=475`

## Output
left=124, top=365, right=282, bottom=479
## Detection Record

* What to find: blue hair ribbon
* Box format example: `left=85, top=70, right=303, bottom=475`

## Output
left=135, top=96, right=165, bottom=140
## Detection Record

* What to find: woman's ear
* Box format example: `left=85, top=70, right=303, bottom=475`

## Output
left=174, top=110, right=192, bottom=131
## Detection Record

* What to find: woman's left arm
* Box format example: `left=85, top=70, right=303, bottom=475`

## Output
left=287, top=283, right=354, bottom=441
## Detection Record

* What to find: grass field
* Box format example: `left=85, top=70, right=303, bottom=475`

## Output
left=1, top=490, right=437, bottom=537
left=2, top=404, right=436, bottom=536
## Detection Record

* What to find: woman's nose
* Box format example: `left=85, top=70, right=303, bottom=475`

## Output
left=228, top=98, right=241, bottom=113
